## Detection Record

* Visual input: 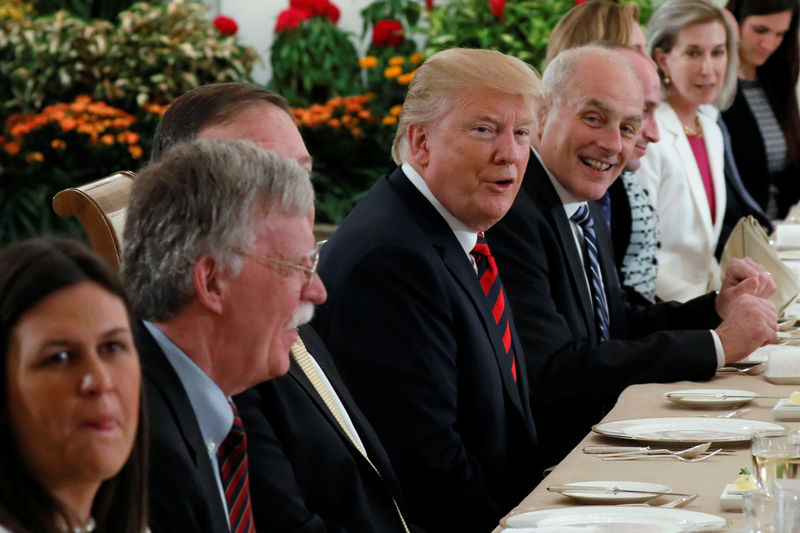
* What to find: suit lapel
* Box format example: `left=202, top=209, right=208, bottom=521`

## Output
left=388, top=169, right=527, bottom=416
left=524, top=157, right=597, bottom=343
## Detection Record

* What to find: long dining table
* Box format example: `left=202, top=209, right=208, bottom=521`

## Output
left=495, top=368, right=800, bottom=530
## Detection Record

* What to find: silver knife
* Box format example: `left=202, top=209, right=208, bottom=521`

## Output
left=547, top=484, right=691, bottom=496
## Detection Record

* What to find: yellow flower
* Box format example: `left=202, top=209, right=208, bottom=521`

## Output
left=26, top=151, right=44, bottom=163
left=397, top=72, right=415, bottom=85
left=390, top=105, right=403, bottom=117
left=51, top=139, right=66, bottom=150
left=384, top=66, right=402, bottom=79
left=359, top=56, right=378, bottom=68
left=410, top=53, right=424, bottom=64
left=389, top=56, right=405, bottom=66
left=383, top=116, right=398, bottom=126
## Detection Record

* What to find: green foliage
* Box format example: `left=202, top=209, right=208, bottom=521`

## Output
left=0, top=2, right=257, bottom=115
left=426, top=0, right=654, bottom=73
left=270, top=16, right=363, bottom=107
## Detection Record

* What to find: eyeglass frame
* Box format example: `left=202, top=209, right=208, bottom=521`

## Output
left=234, top=240, right=326, bottom=288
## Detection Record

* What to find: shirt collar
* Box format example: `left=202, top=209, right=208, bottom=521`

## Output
left=402, top=161, right=478, bottom=255
left=143, top=321, right=232, bottom=451
left=531, top=147, right=587, bottom=219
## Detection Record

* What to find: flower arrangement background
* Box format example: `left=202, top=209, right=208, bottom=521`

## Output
left=2, top=0, right=657, bottom=245
left=0, top=0, right=255, bottom=245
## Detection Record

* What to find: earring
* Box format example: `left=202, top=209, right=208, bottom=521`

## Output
left=663, top=72, right=671, bottom=85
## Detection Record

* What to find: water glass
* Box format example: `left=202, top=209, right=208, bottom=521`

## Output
left=743, top=490, right=774, bottom=533
left=774, top=479, right=800, bottom=533
left=750, top=433, right=800, bottom=495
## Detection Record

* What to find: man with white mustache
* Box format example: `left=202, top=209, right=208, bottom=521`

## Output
left=487, top=44, right=779, bottom=467
left=135, top=83, right=416, bottom=533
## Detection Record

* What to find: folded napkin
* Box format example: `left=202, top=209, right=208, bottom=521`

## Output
left=720, top=216, right=800, bottom=315
left=776, top=224, right=800, bottom=249
left=763, top=344, right=800, bottom=378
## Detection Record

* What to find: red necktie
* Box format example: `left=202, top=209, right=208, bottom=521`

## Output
left=217, top=401, right=256, bottom=533
left=470, top=232, right=517, bottom=381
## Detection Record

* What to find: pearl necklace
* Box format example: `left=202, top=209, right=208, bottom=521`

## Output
left=682, top=115, right=703, bottom=137
left=58, top=517, right=96, bottom=533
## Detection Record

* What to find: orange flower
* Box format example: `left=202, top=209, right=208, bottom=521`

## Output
left=100, top=134, right=115, bottom=146
left=390, top=105, right=403, bottom=117
left=410, top=53, right=424, bottom=64
left=60, top=118, right=77, bottom=131
left=397, top=72, right=415, bottom=85
left=389, top=56, right=405, bottom=66
left=26, top=151, right=44, bottom=163
left=4, top=142, right=21, bottom=155
left=382, top=116, right=398, bottom=125
left=359, top=56, right=378, bottom=68
left=51, top=139, right=66, bottom=150
left=357, top=110, right=372, bottom=120
left=351, top=127, right=362, bottom=139
left=328, top=97, right=344, bottom=108
left=328, top=118, right=341, bottom=129
left=384, top=66, right=402, bottom=79
left=129, top=145, right=143, bottom=159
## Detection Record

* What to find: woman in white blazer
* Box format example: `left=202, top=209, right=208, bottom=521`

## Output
left=638, top=0, right=738, bottom=301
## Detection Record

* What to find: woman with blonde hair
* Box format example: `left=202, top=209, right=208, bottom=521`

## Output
left=546, top=1, right=645, bottom=65
left=639, top=0, right=738, bottom=301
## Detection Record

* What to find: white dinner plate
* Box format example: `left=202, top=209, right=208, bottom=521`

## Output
left=552, top=481, right=672, bottom=504
left=503, top=506, right=726, bottom=532
left=664, top=388, right=757, bottom=409
left=593, top=417, right=784, bottom=444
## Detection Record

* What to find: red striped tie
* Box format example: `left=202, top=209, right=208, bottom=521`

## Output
left=218, top=401, right=256, bottom=533
left=470, top=232, right=517, bottom=381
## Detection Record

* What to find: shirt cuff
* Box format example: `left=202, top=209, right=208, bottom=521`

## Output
left=710, top=329, right=725, bottom=368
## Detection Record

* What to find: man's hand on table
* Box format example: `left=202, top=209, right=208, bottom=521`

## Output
left=716, top=257, right=777, bottom=319
left=716, top=292, right=778, bottom=363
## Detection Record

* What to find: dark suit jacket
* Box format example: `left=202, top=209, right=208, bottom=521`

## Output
left=234, top=324, right=413, bottom=533
left=136, top=323, right=230, bottom=533
left=486, top=155, right=721, bottom=466
left=722, top=82, right=800, bottom=219
left=312, top=168, right=540, bottom=533
left=716, top=114, right=773, bottom=259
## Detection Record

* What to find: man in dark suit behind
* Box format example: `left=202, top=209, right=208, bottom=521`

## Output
left=487, top=45, right=779, bottom=466
left=312, top=48, right=543, bottom=532
left=147, top=83, right=415, bottom=532
left=123, top=139, right=324, bottom=533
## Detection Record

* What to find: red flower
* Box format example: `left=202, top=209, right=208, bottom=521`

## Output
left=425, top=0, right=434, bottom=10
left=372, top=19, right=405, bottom=48
left=213, top=15, right=238, bottom=35
left=289, top=0, right=340, bottom=24
left=489, top=0, right=505, bottom=22
left=275, top=7, right=310, bottom=32
left=574, top=0, right=587, bottom=3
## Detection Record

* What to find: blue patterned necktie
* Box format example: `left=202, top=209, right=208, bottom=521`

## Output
left=571, top=205, right=610, bottom=342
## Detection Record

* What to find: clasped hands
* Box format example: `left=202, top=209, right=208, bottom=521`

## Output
left=715, top=257, right=779, bottom=363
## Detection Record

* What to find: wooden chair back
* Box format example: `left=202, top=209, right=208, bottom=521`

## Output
left=52, top=171, right=135, bottom=272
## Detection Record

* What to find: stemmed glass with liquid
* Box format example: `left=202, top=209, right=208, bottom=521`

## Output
left=751, top=432, right=800, bottom=496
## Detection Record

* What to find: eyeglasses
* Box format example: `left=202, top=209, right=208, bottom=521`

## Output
left=235, top=240, right=325, bottom=288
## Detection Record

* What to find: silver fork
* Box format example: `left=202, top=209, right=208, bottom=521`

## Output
left=604, top=448, right=724, bottom=462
